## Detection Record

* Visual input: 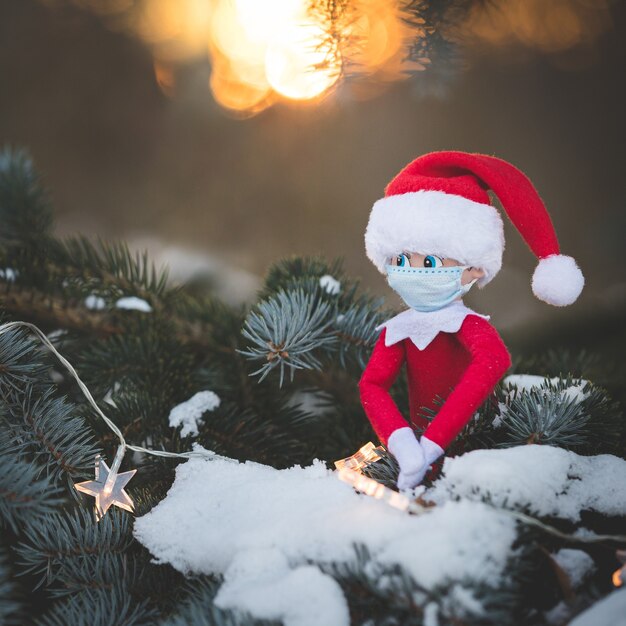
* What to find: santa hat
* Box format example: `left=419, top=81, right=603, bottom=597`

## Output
left=364, top=151, right=584, bottom=306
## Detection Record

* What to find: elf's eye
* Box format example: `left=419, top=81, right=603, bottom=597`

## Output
left=423, top=255, right=443, bottom=268
left=395, top=253, right=411, bottom=267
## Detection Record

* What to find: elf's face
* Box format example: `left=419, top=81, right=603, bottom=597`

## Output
left=391, top=252, right=485, bottom=286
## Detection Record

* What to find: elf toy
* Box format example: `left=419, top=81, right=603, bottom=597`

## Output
left=359, top=151, right=585, bottom=490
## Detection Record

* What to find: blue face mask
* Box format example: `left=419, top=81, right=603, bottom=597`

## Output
left=385, top=264, right=477, bottom=313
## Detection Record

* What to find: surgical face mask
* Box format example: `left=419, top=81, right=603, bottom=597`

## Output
left=385, top=264, right=477, bottom=313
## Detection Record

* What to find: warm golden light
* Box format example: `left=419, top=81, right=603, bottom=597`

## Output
left=136, top=0, right=214, bottom=60
left=48, top=0, right=419, bottom=114
left=335, top=442, right=426, bottom=514
left=41, top=0, right=615, bottom=114
left=466, top=0, right=613, bottom=60
left=337, top=467, right=413, bottom=512
left=209, top=59, right=273, bottom=116
left=265, top=21, right=341, bottom=100
left=153, top=60, right=175, bottom=96
left=334, top=441, right=384, bottom=472
left=614, top=567, right=624, bottom=587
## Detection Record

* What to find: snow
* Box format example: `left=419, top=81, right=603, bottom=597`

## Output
left=85, top=294, right=106, bottom=310
left=503, top=374, right=589, bottom=404
left=428, top=445, right=626, bottom=522
left=0, top=268, right=17, bottom=282
left=423, top=602, right=439, bottom=626
left=46, top=329, right=67, bottom=343
left=135, top=451, right=518, bottom=625
left=215, top=548, right=349, bottom=626
left=553, top=549, right=595, bottom=588
left=103, top=382, right=121, bottom=408
left=115, top=296, right=152, bottom=312
left=135, top=445, right=626, bottom=626
left=375, top=499, right=517, bottom=592
left=49, top=370, right=64, bottom=384
left=544, top=601, right=571, bottom=625
left=569, top=588, right=626, bottom=626
left=126, top=237, right=260, bottom=305
left=168, top=391, right=221, bottom=437
left=319, top=275, right=341, bottom=295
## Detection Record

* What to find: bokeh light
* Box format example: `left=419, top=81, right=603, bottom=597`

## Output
left=466, top=0, right=614, bottom=62
left=265, top=21, right=341, bottom=100
left=40, top=0, right=616, bottom=115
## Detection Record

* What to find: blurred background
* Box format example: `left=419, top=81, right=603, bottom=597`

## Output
left=1, top=0, right=625, bottom=356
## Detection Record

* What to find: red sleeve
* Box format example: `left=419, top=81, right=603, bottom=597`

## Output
left=422, top=315, right=511, bottom=449
left=358, top=329, right=409, bottom=445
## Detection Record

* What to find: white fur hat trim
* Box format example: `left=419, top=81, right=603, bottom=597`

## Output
left=364, top=190, right=505, bottom=285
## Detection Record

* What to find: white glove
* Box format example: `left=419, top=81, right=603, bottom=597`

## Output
left=420, top=436, right=445, bottom=467
left=387, top=427, right=425, bottom=491
left=387, top=428, right=445, bottom=491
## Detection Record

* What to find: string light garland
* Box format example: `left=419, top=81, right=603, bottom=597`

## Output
left=334, top=441, right=385, bottom=472
left=2, top=318, right=626, bottom=554
left=334, top=440, right=626, bottom=551
left=0, top=321, right=224, bottom=519
left=336, top=467, right=424, bottom=514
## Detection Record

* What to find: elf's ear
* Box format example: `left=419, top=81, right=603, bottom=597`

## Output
left=464, top=267, right=485, bottom=285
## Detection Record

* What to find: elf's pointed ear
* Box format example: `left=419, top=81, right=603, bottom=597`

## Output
left=463, top=267, right=485, bottom=285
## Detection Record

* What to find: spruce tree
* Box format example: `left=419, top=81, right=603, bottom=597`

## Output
left=0, top=147, right=624, bottom=625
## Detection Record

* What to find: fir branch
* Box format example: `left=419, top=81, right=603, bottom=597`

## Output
left=361, top=447, right=399, bottom=490
left=239, top=289, right=337, bottom=385
left=49, top=236, right=169, bottom=300
left=0, top=433, right=64, bottom=533
left=332, top=294, right=386, bottom=369
left=258, top=256, right=345, bottom=301
left=321, top=543, right=434, bottom=625
left=167, top=290, right=246, bottom=354
left=0, top=285, right=221, bottom=354
left=162, top=576, right=279, bottom=626
left=0, top=286, right=123, bottom=338
left=401, top=0, right=482, bottom=70
left=0, top=325, right=50, bottom=392
left=15, top=508, right=133, bottom=592
left=36, top=587, right=157, bottom=626
left=0, top=546, right=21, bottom=626
left=503, top=390, right=588, bottom=447
left=0, top=147, right=53, bottom=250
left=197, top=401, right=325, bottom=469
left=498, top=377, right=622, bottom=452
left=76, top=326, right=198, bottom=403
left=323, top=541, right=538, bottom=626
left=5, top=386, right=101, bottom=483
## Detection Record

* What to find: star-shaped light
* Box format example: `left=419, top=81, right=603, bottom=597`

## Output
left=75, top=448, right=136, bottom=520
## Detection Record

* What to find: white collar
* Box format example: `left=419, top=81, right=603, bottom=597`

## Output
left=376, top=301, right=490, bottom=350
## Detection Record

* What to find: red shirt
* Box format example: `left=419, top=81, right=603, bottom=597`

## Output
left=358, top=314, right=511, bottom=449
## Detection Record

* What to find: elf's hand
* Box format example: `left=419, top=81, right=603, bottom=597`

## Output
left=387, top=427, right=444, bottom=491
left=387, top=427, right=425, bottom=490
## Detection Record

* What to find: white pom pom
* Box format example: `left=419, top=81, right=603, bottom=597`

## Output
left=532, top=254, right=584, bottom=306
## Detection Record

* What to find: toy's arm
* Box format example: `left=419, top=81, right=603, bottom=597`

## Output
left=422, top=315, right=512, bottom=450
left=358, top=329, right=409, bottom=446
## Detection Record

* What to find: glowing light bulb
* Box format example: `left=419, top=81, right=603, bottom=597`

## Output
left=265, top=21, right=341, bottom=100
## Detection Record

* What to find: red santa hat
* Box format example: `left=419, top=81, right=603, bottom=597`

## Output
left=364, top=151, right=584, bottom=306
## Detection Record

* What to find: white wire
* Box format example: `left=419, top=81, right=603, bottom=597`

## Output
left=0, top=321, right=219, bottom=461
